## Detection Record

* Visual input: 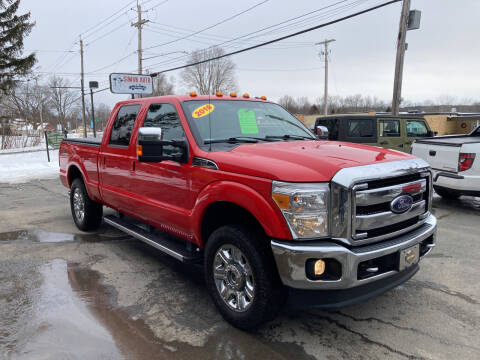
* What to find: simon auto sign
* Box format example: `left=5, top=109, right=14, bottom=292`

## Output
left=109, top=73, right=153, bottom=94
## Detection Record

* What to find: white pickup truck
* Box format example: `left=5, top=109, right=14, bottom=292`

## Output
left=411, top=126, right=480, bottom=199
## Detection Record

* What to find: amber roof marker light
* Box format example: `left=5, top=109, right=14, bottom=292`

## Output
left=190, top=91, right=197, bottom=97
left=230, top=92, right=237, bottom=97
left=243, top=93, right=250, bottom=98
left=216, top=91, right=223, bottom=97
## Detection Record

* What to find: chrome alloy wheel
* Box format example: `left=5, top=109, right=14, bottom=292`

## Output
left=73, top=188, right=85, bottom=223
left=213, top=244, right=255, bottom=312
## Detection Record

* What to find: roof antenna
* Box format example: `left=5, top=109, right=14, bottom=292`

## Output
left=208, top=92, right=212, bottom=152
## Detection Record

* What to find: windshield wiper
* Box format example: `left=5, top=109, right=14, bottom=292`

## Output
left=204, top=136, right=269, bottom=145
left=265, top=134, right=315, bottom=141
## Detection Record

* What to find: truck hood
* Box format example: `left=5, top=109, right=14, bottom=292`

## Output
left=208, top=140, right=415, bottom=182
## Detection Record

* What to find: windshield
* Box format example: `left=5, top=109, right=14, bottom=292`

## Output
left=181, top=100, right=315, bottom=150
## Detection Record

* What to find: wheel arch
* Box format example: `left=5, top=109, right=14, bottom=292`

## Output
left=193, top=181, right=291, bottom=246
left=67, top=164, right=84, bottom=187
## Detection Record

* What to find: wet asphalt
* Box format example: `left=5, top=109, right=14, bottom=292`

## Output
left=0, top=179, right=479, bottom=360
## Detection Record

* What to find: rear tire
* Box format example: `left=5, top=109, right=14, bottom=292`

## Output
left=70, top=178, right=103, bottom=231
left=204, top=224, right=286, bottom=330
left=434, top=186, right=461, bottom=200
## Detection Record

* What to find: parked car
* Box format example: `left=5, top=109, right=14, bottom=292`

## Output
left=411, top=126, right=480, bottom=198
left=59, top=94, right=437, bottom=329
left=314, top=115, right=434, bottom=153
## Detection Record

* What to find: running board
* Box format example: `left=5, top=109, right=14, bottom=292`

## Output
left=103, top=215, right=202, bottom=264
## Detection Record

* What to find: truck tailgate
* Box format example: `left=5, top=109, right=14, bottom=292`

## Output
left=412, top=142, right=460, bottom=172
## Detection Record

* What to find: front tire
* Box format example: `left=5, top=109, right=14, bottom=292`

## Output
left=70, top=178, right=103, bottom=231
left=204, top=225, right=285, bottom=330
left=434, top=186, right=461, bottom=200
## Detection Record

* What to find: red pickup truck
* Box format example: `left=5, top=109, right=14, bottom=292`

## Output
left=60, top=94, right=437, bottom=329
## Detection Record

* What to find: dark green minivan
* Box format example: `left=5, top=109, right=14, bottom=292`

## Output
left=314, top=115, right=434, bottom=153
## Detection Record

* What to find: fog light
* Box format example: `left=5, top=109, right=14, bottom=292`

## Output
left=314, top=259, right=325, bottom=275
left=306, top=258, right=342, bottom=281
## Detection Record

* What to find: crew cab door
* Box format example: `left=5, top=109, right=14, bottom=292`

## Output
left=130, top=102, right=194, bottom=237
left=99, top=103, right=142, bottom=211
left=378, top=118, right=405, bottom=152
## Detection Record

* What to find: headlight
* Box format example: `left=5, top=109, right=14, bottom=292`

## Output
left=272, top=181, right=329, bottom=239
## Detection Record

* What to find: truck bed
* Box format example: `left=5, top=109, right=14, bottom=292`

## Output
left=415, top=135, right=480, bottom=147
left=62, top=137, right=102, bottom=146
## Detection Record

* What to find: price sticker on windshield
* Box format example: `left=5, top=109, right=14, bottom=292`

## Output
left=192, top=104, right=215, bottom=118
left=238, top=109, right=259, bottom=134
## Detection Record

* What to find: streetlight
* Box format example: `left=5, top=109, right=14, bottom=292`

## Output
left=89, top=81, right=98, bottom=138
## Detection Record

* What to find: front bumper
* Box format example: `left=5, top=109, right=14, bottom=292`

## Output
left=271, top=214, right=436, bottom=290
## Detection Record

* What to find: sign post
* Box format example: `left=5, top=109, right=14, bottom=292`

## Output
left=109, top=73, right=153, bottom=95
left=89, top=81, right=99, bottom=138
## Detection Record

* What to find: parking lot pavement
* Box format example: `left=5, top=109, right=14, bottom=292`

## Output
left=0, top=179, right=479, bottom=360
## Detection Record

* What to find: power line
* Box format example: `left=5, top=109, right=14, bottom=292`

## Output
left=142, top=0, right=363, bottom=71
left=151, top=0, right=401, bottom=76
left=238, top=67, right=322, bottom=72
left=143, top=0, right=271, bottom=51
left=80, top=0, right=136, bottom=38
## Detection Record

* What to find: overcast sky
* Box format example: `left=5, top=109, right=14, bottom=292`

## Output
left=20, top=0, right=480, bottom=107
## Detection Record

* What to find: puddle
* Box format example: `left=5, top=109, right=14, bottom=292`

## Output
left=0, top=259, right=314, bottom=360
left=0, top=228, right=131, bottom=243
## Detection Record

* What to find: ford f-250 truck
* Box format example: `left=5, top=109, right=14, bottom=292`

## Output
left=59, top=93, right=437, bottom=329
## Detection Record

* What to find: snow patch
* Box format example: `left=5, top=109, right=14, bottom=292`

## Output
left=0, top=150, right=59, bottom=183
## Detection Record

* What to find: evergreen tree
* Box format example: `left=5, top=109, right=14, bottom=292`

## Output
left=0, top=0, right=36, bottom=94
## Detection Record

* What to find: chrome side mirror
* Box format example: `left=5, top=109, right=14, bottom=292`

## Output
left=316, top=125, right=329, bottom=139
left=138, top=127, right=162, bottom=141
left=137, top=127, right=188, bottom=163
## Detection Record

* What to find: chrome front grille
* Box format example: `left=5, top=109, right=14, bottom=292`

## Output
left=351, top=174, right=431, bottom=244
left=330, top=158, right=433, bottom=247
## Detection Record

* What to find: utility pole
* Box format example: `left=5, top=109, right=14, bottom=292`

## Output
left=34, top=77, right=44, bottom=135
left=131, top=2, right=149, bottom=75
left=391, top=0, right=411, bottom=115
left=316, top=39, right=336, bottom=116
left=80, top=37, right=87, bottom=137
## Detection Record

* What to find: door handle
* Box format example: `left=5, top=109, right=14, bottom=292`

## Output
left=429, top=150, right=436, bottom=156
left=380, top=141, right=388, bottom=145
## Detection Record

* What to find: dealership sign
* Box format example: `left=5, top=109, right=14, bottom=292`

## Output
left=109, top=73, right=153, bottom=94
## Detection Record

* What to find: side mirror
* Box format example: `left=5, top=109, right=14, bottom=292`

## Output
left=316, top=125, right=329, bottom=140
left=426, top=130, right=435, bottom=137
left=137, top=127, right=188, bottom=163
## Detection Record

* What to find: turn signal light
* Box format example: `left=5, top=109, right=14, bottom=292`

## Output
left=190, top=91, right=197, bottom=97
left=230, top=92, right=237, bottom=97
left=314, top=259, right=326, bottom=275
left=458, top=153, right=475, bottom=172
left=216, top=91, right=223, bottom=97
left=243, top=93, right=250, bottom=98
left=272, top=193, right=290, bottom=210
left=136, top=145, right=143, bottom=157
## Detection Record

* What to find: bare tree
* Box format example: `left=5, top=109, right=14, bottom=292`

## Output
left=2, top=80, right=49, bottom=129
left=278, top=95, right=297, bottom=113
left=85, top=100, right=111, bottom=131
left=151, top=73, right=175, bottom=96
left=296, top=96, right=312, bottom=114
left=48, top=76, right=78, bottom=130
left=181, top=47, right=237, bottom=94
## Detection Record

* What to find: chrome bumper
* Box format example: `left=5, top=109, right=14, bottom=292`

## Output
left=271, top=214, right=436, bottom=290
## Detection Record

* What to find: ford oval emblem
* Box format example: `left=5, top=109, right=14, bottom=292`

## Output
left=390, top=195, right=414, bottom=214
